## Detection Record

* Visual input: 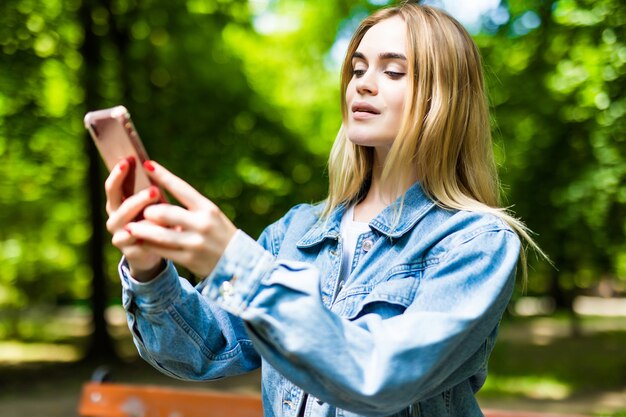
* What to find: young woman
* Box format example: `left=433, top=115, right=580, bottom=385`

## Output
left=104, top=3, right=539, bottom=416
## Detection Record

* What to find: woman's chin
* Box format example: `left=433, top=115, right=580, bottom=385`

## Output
left=346, top=134, right=391, bottom=148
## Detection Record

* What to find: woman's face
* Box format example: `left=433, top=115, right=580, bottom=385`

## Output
left=345, top=16, right=408, bottom=150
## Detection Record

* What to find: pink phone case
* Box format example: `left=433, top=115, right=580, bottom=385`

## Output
left=84, top=105, right=162, bottom=200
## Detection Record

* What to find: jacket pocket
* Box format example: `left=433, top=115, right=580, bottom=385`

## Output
left=337, top=268, right=421, bottom=321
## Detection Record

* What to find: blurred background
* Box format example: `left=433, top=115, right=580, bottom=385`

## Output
left=0, top=0, right=624, bottom=415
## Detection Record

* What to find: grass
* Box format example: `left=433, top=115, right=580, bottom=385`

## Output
left=477, top=314, right=626, bottom=416
left=0, top=308, right=624, bottom=416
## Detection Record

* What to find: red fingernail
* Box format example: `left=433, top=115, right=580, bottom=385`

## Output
left=149, top=186, right=159, bottom=199
left=119, top=160, right=128, bottom=171
left=144, top=160, right=155, bottom=172
left=123, top=226, right=132, bottom=235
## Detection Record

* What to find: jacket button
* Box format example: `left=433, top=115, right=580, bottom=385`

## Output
left=362, top=239, right=373, bottom=252
left=219, top=281, right=235, bottom=298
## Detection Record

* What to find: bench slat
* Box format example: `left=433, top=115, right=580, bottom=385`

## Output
left=78, top=382, right=263, bottom=417
left=484, top=409, right=590, bottom=417
left=78, top=382, right=590, bottom=417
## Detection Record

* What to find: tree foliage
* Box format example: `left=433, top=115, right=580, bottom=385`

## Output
left=0, top=0, right=89, bottom=337
left=0, top=0, right=624, bottom=349
left=477, top=0, right=626, bottom=303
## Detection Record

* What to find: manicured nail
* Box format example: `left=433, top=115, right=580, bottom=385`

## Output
left=149, top=186, right=159, bottom=199
left=123, top=226, right=132, bottom=235
left=144, top=160, right=155, bottom=172
left=119, top=160, right=128, bottom=171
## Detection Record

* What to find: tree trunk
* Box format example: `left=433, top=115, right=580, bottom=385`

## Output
left=80, top=0, right=119, bottom=361
left=548, top=252, right=581, bottom=337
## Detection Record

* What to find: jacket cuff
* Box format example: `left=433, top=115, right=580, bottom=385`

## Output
left=119, top=258, right=181, bottom=313
left=197, top=229, right=275, bottom=315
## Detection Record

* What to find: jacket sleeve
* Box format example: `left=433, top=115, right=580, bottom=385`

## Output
left=119, top=259, right=260, bottom=380
left=200, top=226, right=520, bottom=416
left=118, top=204, right=303, bottom=381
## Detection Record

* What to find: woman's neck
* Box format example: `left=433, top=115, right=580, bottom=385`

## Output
left=353, top=148, right=416, bottom=223
left=353, top=180, right=388, bottom=223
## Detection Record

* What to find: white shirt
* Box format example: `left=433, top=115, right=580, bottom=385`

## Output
left=339, top=205, right=371, bottom=281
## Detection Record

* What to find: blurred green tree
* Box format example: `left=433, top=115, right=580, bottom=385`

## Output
left=0, top=0, right=90, bottom=340
left=0, top=0, right=624, bottom=355
left=477, top=0, right=626, bottom=312
left=0, top=0, right=332, bottom=358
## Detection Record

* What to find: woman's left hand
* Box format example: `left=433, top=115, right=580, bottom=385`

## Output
left=125, top=160, right=238, bottom=278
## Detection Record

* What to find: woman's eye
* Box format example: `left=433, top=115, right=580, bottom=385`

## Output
left=385, top=71, right=405, bottom=79
left=353, top=69, right=366, bottom=77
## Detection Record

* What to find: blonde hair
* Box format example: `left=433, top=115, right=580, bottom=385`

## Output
left=323, top=3, right=547, bottom=278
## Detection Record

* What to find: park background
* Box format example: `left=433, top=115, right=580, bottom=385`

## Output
left=0, top=0, right=624, bottom=415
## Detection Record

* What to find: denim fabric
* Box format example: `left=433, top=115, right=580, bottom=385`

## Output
left=119, top=182, right=520, bottom=417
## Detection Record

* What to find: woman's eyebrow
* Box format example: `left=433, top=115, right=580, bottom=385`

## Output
left=352, top=51, right=407, bottom=61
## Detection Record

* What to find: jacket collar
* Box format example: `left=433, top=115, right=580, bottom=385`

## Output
left=297, top=182, right=436, bottom=248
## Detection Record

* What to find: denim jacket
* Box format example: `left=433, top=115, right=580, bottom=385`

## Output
left=119, top=182, right=520, bottom=417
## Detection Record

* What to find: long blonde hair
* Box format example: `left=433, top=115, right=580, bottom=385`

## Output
left=323, top=3, right=547, bottom=277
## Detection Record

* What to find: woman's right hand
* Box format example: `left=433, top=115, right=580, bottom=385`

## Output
left=104, top=157, right=165, bottom=282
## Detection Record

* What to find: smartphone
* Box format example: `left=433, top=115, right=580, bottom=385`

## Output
left=84, top=105, right=165, bottom=201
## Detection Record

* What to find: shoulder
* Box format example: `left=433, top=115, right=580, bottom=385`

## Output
left=425, top=206, right=521, bottom=259
left=450, top=209, right=517, bottom=241
left=420, top=209, right=522, bottom=292
left=257, top=202, right=326, bottom=254
left=278, top=202, right=325, bottom=225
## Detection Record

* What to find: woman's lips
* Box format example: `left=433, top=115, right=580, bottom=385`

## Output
left=351, top=102, right=381, bottom=120
left=352, top=111, right=378, bottom=120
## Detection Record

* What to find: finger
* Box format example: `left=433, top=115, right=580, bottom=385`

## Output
left=104, top=157, right=133, bottom=214
left=137, top=241, right=218, bottom=278
left=106, top=186, right=162, bottom=234
left=111, top=227, right=135, bottom=248
left=142, top=204, right=200, bottom=230
left=134, top=242, right=189, bottom=268
left=126, top=221, right=198, bottom=249
left=143, top=160, right=215, bottom=211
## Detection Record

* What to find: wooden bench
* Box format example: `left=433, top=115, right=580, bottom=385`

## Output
left=77, top=369, right=590, bottom=417
left=78, top=381, right=263, bottom=417
left=483, top=411, right=589, bottom=417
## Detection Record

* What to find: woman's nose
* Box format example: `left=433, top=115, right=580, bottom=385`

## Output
left=356, top=70, right=377, bottom=95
